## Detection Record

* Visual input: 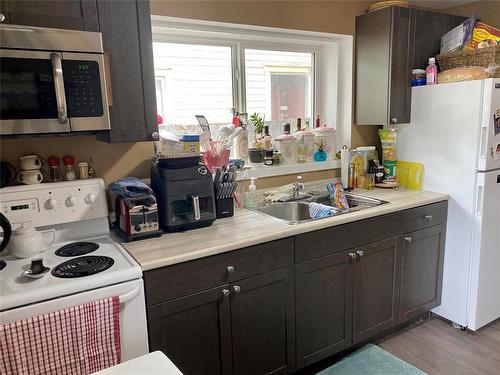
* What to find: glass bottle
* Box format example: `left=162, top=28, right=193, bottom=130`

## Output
left=63, top=155, right=77, bottom=181
left=47, top=156, right=62, bottom=182
left=263, top=125, right=272, bottom=150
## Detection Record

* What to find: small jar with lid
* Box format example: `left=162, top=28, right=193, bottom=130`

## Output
left=78, top=161, right=90, bottom=179
left=275, top=134, right=297, bottom=165
left=47, top=156, right=62, bottom=182
left=263, top=150, right=274, bottom=166
left=296, top=130, right=315, bottom=163
left=62, top=155, right=77, bottom=181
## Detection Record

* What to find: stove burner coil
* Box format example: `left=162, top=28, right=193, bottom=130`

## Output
left=51, top=256, right=114, bottom=278
left=55, top=242, right=99, bottom=257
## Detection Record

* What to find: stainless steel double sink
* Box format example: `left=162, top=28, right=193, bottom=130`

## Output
left=253, top=193, right=389, bottom=225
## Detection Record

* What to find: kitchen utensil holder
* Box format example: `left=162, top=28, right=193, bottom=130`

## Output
left=216, top=197, right=234, bottom=218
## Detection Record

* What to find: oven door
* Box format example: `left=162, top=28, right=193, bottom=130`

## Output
left=0, top=49, right=109, bottom=135
left=0, top=279, right=149, bottom=362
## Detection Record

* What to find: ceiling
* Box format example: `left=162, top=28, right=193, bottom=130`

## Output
left=407, top=0, right=479, bottom=9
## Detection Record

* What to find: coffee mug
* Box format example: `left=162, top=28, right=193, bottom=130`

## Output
left=19, top=155, right=43, bottom=171
left=17, top=169, right=44, bottom=184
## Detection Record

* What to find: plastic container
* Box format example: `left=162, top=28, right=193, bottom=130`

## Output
left=296, top=130, right=315, bottom=163
left=313, top=126, right=337, bottom=161
left=275, top=134, right=298, bottom=165
left=356, top=146, right=377, bottom=175
left=181, top=135, right=200, bottom=154
left=412, top=69, right=426, bottom=86
left=426, top=57, right=438, bottom=85
left=245, top=177, right=258, bottom=209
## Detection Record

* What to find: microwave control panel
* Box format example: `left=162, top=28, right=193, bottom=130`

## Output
left=63, top=60, right=104, bottom=118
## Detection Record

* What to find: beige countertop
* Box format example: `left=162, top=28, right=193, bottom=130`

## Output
left=120, top=188, right=449, bottom=271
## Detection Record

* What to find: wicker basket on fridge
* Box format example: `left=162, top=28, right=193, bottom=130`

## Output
left=436, top=45, right=500, bottom=78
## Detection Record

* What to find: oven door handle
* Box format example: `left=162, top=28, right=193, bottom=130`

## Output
left=50, top=53, right=68, bottom=124
left=119, top=286, right=140, bottom=304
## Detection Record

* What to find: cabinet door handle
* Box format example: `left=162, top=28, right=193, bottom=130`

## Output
left=348, top=252, right=357, bottom=259
left=404, top=236, right=412, bottom=243
left=0, top=13, right=5, bottom=23
left=233, top=285, right=241, bottom=293
left=222, top=289, right=230, bottom=297
left=425, top=214, right=433, bottom=221
left=356, top=250, right=364, bottom=257
left=226, top=265, right=235, bottom=273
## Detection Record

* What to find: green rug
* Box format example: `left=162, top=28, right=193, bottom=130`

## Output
left=317, top=344, right=428, bottom=375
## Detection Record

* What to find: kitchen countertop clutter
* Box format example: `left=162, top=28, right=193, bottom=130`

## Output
left=120, top=187, right=448, bottom=271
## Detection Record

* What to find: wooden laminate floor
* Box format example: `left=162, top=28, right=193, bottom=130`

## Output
left=378, top=316, right=500, bottom=375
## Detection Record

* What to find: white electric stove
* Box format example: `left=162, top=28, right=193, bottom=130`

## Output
left=0, top=179, right=149, bottom=361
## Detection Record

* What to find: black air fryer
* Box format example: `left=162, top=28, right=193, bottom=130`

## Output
left=151, top=161, right=216, bottom=232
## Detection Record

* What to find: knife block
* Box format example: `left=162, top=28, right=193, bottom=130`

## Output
left=215, top=197, right=234, bottom=218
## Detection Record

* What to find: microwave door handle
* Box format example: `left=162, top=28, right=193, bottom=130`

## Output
left=50, top=53, right=68, bottom=124
left=191, top=195, right=201, bottom=221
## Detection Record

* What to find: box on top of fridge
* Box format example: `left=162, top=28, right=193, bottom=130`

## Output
left=468, top=22, right=500, bottom=49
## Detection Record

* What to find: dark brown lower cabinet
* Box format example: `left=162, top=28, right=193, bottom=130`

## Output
left=295, top=251, right=353, bottom=368
left=399, top=225, right=445, bottom=323
left=148, top=285, right=233, bottom=375
left=352, top=237, right=400, bottom=344
left=146, top=202, right=448, bottom=374
left=148, top=268, right=295, bottom=375
left=230, top=267, right=295, bottom=375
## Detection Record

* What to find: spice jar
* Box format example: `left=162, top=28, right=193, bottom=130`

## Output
left=47, top=156, right=62, bottom=182
left=78, top=161, right=89, bottom=179
left=62, top=155, right=77, bottom=181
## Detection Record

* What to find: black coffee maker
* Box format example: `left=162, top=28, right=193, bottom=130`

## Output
left=151, top=160, right=216, bottom=232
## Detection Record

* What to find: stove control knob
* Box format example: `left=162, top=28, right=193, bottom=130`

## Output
left=66, top=196, right=77, bottom=207
left=46, top=198, right=58, bottom=209
left=85, top=194, right=96, bottom=204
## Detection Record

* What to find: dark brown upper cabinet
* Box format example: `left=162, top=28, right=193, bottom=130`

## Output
left=355, top=7, right=466, bottom=126
left=0, top=0, right=99, bottom=31
left=0, top=0, right=158, bottom=143
left=95, top=0, right=157, bottom=143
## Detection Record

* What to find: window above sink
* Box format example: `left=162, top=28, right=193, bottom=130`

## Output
left=151, top=16, right=353, bottom=178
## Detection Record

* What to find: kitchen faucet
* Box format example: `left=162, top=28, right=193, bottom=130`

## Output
left=291, top=176, right=305, bottom=199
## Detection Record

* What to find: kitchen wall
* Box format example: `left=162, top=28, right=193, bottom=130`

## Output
left=1, top=0, right=375, bottom=187
left=444, top=1, right=500, bottom=26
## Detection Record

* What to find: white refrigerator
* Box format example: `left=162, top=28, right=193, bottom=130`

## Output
left=398, top=78, right=500, bottom=331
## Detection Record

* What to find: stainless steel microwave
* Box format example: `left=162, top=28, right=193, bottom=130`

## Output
left=0, top=24, right=110, bottom=135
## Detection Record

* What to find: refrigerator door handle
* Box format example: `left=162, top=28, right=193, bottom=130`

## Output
left=479, top=126, right=487, bottom=161
left=476, top=185, right=484, bottom=216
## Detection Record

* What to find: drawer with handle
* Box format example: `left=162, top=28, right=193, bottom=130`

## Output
left=401, top=201, right=448, bottom=233
left=144, top=237, right=293, bottom=305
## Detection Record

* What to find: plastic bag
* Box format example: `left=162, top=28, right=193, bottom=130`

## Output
left=438, top=64, right=498, bottom=83
left=379, top=128, right=397, bottom=181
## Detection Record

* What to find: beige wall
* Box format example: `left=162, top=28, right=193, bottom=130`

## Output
left=1, top=0, right=375, bottom=187
left=444, top=1, right=500, bottom=27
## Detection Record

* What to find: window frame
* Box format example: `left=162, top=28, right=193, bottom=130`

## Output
left=151, top=16, right=354, bottom=178
left=152, top=30, right=320, bottom=130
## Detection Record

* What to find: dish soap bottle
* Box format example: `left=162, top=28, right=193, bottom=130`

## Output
left=426, top=57, right=438, bottom=85
left=245, top=177, right=258, bottom=209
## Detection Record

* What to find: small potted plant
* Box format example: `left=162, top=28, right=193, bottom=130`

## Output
left=314, top=139, right=328, bottom=162
left=248, top=113, right=265, bottom=163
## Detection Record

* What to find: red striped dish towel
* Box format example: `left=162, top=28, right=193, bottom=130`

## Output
left=0, top=296, right=121, bottom=375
